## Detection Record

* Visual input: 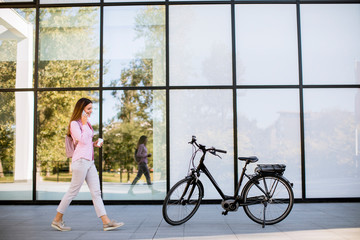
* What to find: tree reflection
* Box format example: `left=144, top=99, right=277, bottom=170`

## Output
left=102, top=6, right=165, bottom=184
left=36, top=7, right=100, bottom=179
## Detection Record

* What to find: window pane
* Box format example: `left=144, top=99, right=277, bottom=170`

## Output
left=103, top=6, right=165, bottom=87
left=36, top=91, right=99, bottom=200
left=237, top=89, right=301, bottom=198
left=170, top=5, right=232, bottom=86
left=39, top=7, right=100, bottom=88
left=304, top=89, right=360, bottom=198
left=301, top=4, right=360, bottom=85
left=0, top=8, right=35, bottom=89
left=102, top=90, right=166, bottom=200
left=0, top=92, right=34, bottom=200
left=235, top=4, right=298, bottom=85
left=170, top=90, right=234, bottom=199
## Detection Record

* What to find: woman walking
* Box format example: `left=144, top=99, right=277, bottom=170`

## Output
left=128, top=135, right=158, bottom=194
left=51, top=98, right=123, bottom=231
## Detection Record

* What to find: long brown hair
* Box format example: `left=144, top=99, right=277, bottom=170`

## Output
left=67, top=98, right=92, bottom=136
left=137, top=135, right=147, bottom=148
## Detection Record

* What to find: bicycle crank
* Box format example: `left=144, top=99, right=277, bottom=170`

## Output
left=221, top=199, right=239, bottom=212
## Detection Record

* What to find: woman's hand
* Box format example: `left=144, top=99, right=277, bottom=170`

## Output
left=81, top=111, right=88, bottom=125
left=94, top=139, right=103, bottom=148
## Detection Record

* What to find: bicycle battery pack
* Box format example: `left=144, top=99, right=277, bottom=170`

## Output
left=255, top=164, right=286, bottom=176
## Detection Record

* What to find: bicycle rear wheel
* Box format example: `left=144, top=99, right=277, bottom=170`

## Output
left=242, top=175, right=294, bottom=225
left=162, top=177, right=203, bottom=225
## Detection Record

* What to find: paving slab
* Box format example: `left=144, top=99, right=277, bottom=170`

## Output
left=0, top=203, right=359, bottom=240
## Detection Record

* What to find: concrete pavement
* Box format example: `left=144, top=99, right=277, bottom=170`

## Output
left=0, top=203, right=359, bottom=240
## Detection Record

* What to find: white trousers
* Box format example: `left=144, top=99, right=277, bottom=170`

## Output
left=57, top=159, right=107, bottom=218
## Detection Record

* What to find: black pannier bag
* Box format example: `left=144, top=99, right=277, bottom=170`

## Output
left=255, top=164, right=286, bottom=176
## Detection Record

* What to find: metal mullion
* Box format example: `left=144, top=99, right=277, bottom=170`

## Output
left=231, top=0, right=238, bottom=196
left=99, top=0, right=104, bottom=197
left=167, top=1, right=236, bottom=5
left=236, top=85, right=300, bottom=89
left=296, top=2, right=306, bottom=201
left=165, top=0, right=170, bottom=194
left=103, top=1, right=166, bottom=7
left=0, top=4, right=35, bottom=9
left=37, top=3, right=100, bottom=8
left=299, top=0, right=360, bottom=3
left=36, top=87, right=101, bottom=91
left=102, top=86, right=167, bottom=91
left=33, top=4, right=40, bottom=203
left=0, top=88, right=35, bottom=92
left=168, top=85, right=233, bottom=90
left=303, top=84, right=360, bottom=88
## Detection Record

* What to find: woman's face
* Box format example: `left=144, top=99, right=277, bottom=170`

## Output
left=84, top=103, right=93, bottom=117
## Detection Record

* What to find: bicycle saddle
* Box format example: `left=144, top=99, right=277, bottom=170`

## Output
left=238, top=156, right=258, bottom=163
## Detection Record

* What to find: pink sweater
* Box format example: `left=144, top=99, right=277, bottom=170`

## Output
left=70, top=120, right=94, bottom=162
left=136, top=144, right=149, bottom=164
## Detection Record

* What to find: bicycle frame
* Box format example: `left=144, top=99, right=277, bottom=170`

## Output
left=193, top=147, right=269, bottom=203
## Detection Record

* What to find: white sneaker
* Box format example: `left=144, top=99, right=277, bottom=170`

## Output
left=51, top=220, right=72, bottom=231
left=103, top=220, right=124, bottom=231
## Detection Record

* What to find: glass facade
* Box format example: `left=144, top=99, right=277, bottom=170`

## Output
left=0, top=91, right=34, bottom=200
left=235, top=4, right=298, bottom=85
left=170, top=89, right=234, bottom=199
left=36, top=91, right=99, bottom=200
left=0, top=1, right=359, bottom=202
left=237, top=89, right=301, bottom=198
left=103, top=6, right=165, bottom=87
left=39, top=7, right=100, bottom=88
left=304, top=89, right=360, bottom=198
left=102, top=90, right=166, bottom=200
left=301, top=4, right=360, bottom=85
left=169, top=5, right=232, bottom=86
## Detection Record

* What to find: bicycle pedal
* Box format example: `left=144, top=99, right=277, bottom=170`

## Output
left=222, top=211, right=228, bottom=216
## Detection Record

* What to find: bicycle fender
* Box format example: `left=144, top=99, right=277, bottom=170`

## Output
left=249, top=174, right=293, bottom=189
left=184, top=176, right=205, bottom=198
left=279, top=175, right=294, bottom=188
left=196, top=179, right=205, bottom=198
left=265, top=174, right=293, bottom=188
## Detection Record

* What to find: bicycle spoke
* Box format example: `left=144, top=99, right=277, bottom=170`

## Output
left=243, top=176, right=294, bottom=225
left=243, top=196, right=265, bottom=205
left=268, top=178, right=279, bottom=198
left=162, top=178, right=202, bottom=225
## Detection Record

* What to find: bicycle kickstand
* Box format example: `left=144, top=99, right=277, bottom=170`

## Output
left=222, top=210, right=228, bottom=216
left=262, top=202, right=267, bottom=228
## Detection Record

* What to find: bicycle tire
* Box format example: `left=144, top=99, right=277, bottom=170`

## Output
left=162, top=177, right=203, bottom=225
left=242, top=175, right=294, bottom=225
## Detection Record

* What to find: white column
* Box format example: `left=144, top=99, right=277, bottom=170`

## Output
left=0, top=9, right=34, bottom=182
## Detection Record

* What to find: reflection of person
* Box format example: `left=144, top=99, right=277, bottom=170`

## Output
left=128, top=135, right=158, bottom=194
left=52, top=98, right=123, bottom=231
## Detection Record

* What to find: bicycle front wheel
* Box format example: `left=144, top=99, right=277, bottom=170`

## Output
left=162, top=177, right=203, bottom=225
left=242, top=175, right=294, bottom=225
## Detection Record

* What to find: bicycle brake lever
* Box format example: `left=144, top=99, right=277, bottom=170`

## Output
left=209, top=148, right=222, bottom=159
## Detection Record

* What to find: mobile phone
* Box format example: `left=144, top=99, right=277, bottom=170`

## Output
left=97, top=138, right=103, bottom=147
left=82, top=110, right=87, bottom=117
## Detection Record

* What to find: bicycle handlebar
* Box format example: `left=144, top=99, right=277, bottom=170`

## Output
left=214, top=148, right=227, bottom=154
left=190, top=136, right=227, bottom=154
